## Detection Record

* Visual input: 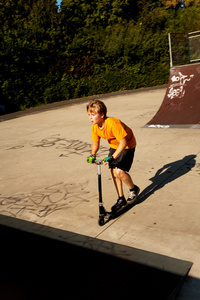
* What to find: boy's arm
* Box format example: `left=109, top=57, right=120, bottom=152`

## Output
left=87, top=141, right=100, bottom=163
left=91, top=141, right=100, bottom=155
left=112, top=137, right=127, bottom=159
left=104, top=138, right=127, bottom=164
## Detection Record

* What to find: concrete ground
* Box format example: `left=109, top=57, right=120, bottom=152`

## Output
left=0, top=87, right=200, bottom=298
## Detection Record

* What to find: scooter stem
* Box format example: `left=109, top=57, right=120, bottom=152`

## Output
left=97, top=163, right=102, bottom=204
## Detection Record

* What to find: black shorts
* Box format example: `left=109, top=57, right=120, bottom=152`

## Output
left=108, top=147, right=135, bottom=172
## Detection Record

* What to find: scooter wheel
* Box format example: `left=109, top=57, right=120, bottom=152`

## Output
left=98, top=217, right=105, bottom=226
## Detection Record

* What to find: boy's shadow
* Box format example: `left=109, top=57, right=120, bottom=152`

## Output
left=137, top=154, right=196, bottom=204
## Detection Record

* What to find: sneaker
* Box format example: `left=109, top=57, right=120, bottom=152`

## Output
left=111, top=197, right=127, bottom=212
left=127, top=185, right=140, bottom=203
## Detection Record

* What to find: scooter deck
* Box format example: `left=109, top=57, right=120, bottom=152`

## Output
left=110, top=200, right=136, bottom=219
left=98, top=200, right=137, bottom=226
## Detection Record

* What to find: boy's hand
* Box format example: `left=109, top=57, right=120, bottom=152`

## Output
left=103, top=156, right=114, bottom=163
left=87, top=154, right=96, bottom=163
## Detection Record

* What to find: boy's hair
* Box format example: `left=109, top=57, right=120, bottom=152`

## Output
left=86, top=100, right=107, bottom=117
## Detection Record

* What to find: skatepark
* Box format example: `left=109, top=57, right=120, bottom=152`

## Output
left=0, top=71, right=200, bottom=298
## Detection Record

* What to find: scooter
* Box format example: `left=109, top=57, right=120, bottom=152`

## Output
left=94, top=160, right=111, bottom=226
left=94, top=159, right=138, bottom=226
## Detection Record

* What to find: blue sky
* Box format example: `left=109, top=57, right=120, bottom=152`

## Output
left=56, top=0, right=62, bottom=7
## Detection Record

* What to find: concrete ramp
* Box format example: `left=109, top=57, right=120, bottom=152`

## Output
left=144, top=63, right=200, bottom=128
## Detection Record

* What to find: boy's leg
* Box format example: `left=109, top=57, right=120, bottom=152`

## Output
left=111, top=168, right=140, bottom=205
left=108, top=147, right=139, bottom=210
left=110, top=168, right=123, bottom=197
left=108, top=148, right=135, bottom=190
left=113, top=168, right=134, bottom=190
left=110, top=168, right=127, bottom=212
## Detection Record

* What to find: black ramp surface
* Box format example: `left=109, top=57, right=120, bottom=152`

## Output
left=0, top=215, right=192, bottom=300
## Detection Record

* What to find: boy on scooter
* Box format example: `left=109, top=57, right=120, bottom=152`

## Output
left=86, top=99, right=140, bottom=212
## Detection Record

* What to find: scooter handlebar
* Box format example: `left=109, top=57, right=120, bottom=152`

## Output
left=94, top=159, right=103, bottom=165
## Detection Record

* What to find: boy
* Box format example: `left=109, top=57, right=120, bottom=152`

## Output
left=86, top=100, right=140, bottom=212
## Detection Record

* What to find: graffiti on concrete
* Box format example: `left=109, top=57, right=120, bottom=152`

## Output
left=6, top=135, right=108, bottom=157
left=2, top=135, right=107, bottom=219
left=0, top=181, right=90, bottom=218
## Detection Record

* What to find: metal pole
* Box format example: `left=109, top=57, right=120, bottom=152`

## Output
left=187, top=33, right=190, bottom=64
left=168, top=33, right=173, bottom=68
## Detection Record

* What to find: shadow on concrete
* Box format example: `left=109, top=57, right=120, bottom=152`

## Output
left=0, top=215, right=192, bottom=300
left=137, top=154, right=196, bottom=204
left=176, top=276, right=200, bottom=300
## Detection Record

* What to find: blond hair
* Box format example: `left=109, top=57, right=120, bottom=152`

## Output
left=86, top=100, right=107, bottom=117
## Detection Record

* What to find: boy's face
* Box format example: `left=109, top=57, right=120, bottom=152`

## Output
left=88, top=107, right=104, bottom=126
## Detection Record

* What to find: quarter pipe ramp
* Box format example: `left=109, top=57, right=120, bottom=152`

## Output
left=144, top=63, right=200, bottom=128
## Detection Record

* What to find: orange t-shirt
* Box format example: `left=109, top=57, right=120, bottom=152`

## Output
left=91, top=117, right=136, bottom=149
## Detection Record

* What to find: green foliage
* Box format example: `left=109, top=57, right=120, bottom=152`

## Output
left=1, top=0, right=200, bottom=113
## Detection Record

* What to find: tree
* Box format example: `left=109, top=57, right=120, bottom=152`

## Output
left=1, top=0, right=200, bottom=113
left=0, top=0, right=60, bottom=111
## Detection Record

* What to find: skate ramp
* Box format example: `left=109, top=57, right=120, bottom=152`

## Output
left=1, top=86, right=200, bottom=299
left=0, top=215, right=192, bottom=300
left=144, top=63, right=200, bottom=128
